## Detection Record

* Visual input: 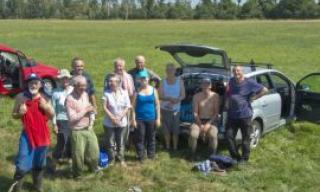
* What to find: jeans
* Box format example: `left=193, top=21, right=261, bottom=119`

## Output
left=134, top=120, right=156, bottom=160
left=53, top=120, right=71, bottom=160
left=15, top=132, right=48, bottom=174
left=225, top=118, right=252, bottom=161
left=104, top=126, right=126, bottom=162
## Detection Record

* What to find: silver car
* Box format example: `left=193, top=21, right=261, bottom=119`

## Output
left=156, top=44, right=320, bottom=148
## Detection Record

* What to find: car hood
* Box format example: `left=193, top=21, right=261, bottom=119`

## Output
left=156, top=44, right=228, bottom=68
left=22, top=61, right=58, bottom=80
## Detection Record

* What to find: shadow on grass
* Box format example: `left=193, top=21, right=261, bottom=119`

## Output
left=0, top=175, right=13, bottom=192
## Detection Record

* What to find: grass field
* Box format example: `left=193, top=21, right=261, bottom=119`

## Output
left=0, top=20, right=320, bottom=192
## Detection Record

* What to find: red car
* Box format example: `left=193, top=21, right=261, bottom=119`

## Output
left=0, top=43, right=58, bottom=96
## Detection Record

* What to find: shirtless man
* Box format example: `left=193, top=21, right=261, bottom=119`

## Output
left=189, top=78, right=220, bottom=157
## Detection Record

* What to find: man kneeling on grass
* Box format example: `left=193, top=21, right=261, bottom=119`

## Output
left=65, top=75, right=100, bottom=179
left=189, top=78, right=220, bottom=161
left=10, top=73, right=54, bottom=192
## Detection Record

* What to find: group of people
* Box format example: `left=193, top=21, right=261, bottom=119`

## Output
left=9, top=55, right=268, bottom=192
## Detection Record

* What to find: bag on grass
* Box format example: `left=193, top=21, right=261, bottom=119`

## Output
left=99, top=150, right=109, bottom=168
left=209, top=155, right=237, bottom=168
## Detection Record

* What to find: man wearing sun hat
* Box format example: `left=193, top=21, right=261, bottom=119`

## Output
left=51, top=69, right=74, bottom=171
left=10, top=73, right=54, bottom=192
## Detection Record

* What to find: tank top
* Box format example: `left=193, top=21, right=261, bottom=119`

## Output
left=160, top=77, right=181, bottom=112
left=135, top=86, right=156, bottom=121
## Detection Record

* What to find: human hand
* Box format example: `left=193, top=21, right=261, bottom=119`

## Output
left=156, top=118, right=161, bottom=127
left=86, top=105, right=95, bottom=113
left=53, top=124, right=59, bottom=135
left=19, top=103, right=27, bottom=115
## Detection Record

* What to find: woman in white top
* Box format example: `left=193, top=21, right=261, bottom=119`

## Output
left=102, top=73, right=131, bottom=166
left=159, top=63, right=185, bottom=150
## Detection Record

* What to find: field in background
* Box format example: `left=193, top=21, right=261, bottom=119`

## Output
left=0, top=20, right=320, bottom=192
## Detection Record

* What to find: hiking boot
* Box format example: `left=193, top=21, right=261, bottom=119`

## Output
left=32, top=169, right=44, bottom=192
left=8, top=171, right=25, bottom=192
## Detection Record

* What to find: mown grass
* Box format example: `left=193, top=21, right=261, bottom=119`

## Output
left=0, top=20, right=320, bottom=192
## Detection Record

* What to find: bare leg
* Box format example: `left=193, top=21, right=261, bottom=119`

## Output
left=189, top=124, right=200, bottom=153
left=207, top=125, right=218, bottom=155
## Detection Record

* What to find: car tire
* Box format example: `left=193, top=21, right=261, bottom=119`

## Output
left=42, top=78, right=55, bottom=97
left=250, top=120, right=262, bottom=149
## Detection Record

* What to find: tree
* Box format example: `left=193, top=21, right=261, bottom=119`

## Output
left=258, top=0, right=278, bottom=18
left=240, top=0, right=264, bottom=18
left=275, top=0, right=319, bottom=18
left=6, top=0, right=26, bottom=18
left=194, top=0, right=215, bottom=19
left=216, top=0, right=237, bottom=19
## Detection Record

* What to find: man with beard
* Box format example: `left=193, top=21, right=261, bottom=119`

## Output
left=9, top=73, right=54, bottom=192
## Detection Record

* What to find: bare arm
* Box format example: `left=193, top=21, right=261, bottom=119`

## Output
left=131, top=94, right=137, bottom=127
left=211, top=94, right=220, bottom=122
left=252, top=87, right=268, bottom=101
left=179, top=79, right=186, bottom=101
left=12, top=94, right=24, bottom=119
left=154, top=88, right=161, bottom=126
left=192, top=95, right=201, bottom=126
left=90, top=94, right=98, bottom=112
left=39, top=95, right=55, bottom=119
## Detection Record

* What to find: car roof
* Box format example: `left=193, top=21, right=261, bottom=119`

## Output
left=0, top=43, right=16, bottom=54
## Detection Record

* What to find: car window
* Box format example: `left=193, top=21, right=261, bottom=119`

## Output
left=297, top=74, right=320, bottom=93
left=176, top=52, right=224, bottom=67
left=0, top=52, right=19, bottom=68
left=256, top=74, right=272, bottom=89
left=270, top=73, right=290, bottom=90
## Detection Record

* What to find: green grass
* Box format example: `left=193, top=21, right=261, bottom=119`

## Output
left=1, top=20, right=320, bottom=192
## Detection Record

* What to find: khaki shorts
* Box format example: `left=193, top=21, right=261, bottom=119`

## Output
left=161, top=109, right=180, bottom=135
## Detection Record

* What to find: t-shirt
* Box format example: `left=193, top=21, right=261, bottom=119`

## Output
left=102, top=89, right=131, bottom=127
left=51, top=86, right=73, bottom=124
left=227, top=77, right=263, bottom=119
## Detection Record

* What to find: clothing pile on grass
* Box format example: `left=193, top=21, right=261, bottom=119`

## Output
left=192, top=155, right=237, bottom=176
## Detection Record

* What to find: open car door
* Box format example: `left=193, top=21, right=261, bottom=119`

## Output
left=296, top=72, right=320, bottom=123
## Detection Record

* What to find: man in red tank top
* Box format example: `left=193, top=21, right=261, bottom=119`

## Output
left=9, top=73, right=54, bottom=192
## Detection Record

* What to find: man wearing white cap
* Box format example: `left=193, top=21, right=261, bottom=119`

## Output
left=51, top=69, right=73, bottom=171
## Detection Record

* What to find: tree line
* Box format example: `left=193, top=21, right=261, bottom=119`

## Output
left=0, top=0, right=320, bottom=20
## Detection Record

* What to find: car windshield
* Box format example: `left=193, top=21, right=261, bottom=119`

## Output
left=175, top=52, right=224, bottom=68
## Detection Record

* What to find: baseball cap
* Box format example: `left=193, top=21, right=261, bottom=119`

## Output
left=136, top=69, right=149, bottom=79
left=27, top=73, right=41, bottom=82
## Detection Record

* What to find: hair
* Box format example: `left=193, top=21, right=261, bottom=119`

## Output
left=135, top=55, right=145, bottom=62
left=113, top=57, right=125, bottom=67
left=166, top=63, right=175, bottom=69
left=71, top=57, right=84, bottom=66
left=105, top=73, right=120, bottom=90
left=73, top=75, right=87, bottom=85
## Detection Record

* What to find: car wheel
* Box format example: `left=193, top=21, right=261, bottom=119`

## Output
left=250, top=120, right=262, bottom=149
left=42, top=78, right=55, bottom=97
